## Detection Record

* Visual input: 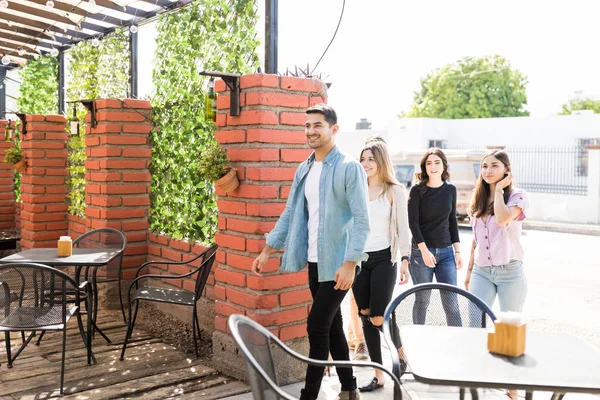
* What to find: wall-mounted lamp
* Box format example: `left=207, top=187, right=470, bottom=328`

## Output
left=198, top=71, right=241, bottom=116
left=69, top=102, right=79, bottom=135
left=4, top=119, right=13, bottom=141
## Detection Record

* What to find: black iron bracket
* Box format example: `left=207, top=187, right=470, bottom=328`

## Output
left=199, top=71, right=241, bottom=116
left=15, top=113, right=26, bottom=135
left=77, top=99, right=97, bottom=128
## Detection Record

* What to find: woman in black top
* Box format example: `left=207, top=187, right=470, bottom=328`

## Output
left=407, top=148, right=463, bottom=325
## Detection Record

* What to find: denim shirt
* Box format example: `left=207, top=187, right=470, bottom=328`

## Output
left=265, top=146, right=370, bottom=282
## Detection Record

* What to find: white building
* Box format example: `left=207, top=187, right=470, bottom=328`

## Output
left=337, top=115, right=600, bottom=225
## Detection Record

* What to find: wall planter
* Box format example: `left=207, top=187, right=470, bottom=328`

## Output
left=215, top=167, right=239, bottom=193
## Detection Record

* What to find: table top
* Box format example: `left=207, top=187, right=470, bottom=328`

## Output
left=0, top=248, right=120, bottom=267
left=400, top=325, right=600, bottom=394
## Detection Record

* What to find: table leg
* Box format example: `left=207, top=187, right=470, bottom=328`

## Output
left=550, top=394, right=564, bottom=400
left=470, top=388, right=478, bottom=399
left=525, top=392, right=533, bottom=400
left=459, top=388, right=465, bottom=400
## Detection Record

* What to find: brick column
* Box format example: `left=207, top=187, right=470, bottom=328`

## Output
left=84, top=99, right=152, bottom=281
left=20, top=115, right=69, bottom=248
left=0, top=120, right=16, bottom=230
left=211, top=74, right=326, bottom=382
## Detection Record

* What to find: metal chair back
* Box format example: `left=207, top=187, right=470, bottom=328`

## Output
left=383, top=283, right=496, bottom=379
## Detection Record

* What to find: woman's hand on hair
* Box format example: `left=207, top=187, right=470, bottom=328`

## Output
left=497, top=171, right=513, bottom=191
left=398, top=260, right=409, bottom=285
left=422, top=249, right=436, bottom=268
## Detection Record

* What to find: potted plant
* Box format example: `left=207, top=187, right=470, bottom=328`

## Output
left=198, top=140, right=239, bottom=193
left=4, top=142, right=26, bottom=173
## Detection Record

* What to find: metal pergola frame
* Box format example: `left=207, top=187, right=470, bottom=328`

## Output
left=0, top=0, right=278, bottom=118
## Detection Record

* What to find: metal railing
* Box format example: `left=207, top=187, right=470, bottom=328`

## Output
left=446, top=146, right=589, bottom=196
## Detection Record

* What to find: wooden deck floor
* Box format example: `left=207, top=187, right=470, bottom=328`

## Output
left=0, top=311, right=249, bottom=399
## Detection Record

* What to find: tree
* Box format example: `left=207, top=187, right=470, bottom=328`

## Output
left=558, top=98, right=600, bottom=115
left=403, top=55, right=529, bottom=119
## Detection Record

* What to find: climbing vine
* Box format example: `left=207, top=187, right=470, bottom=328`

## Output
left=66, top=29, right=130, bottom=217
left=150, top=0, right=260, bottom=241
left=14, top=56, right=58, bottom=202
left=17, top=56, right=59, bottom=115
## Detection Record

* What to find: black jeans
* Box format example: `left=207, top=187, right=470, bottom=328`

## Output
left=352, top=247, right=401, bottom=364
left=300, top=262, right=357, bottom=400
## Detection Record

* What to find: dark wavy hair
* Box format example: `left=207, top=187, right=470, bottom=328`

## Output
left=416, top=148, right=450, bottom=186
left=468, top=150, right=512, bottom=218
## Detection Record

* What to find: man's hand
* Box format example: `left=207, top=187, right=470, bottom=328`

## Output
left=252, top=245, right=275, bottom=276
left=334, top=261, right=356, bottom=291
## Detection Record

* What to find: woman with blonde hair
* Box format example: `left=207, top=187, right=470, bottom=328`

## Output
left=353, top=139, right=411, bottom=392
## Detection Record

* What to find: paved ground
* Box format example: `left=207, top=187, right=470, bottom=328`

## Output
left=225, top=227, right=600, bottom=399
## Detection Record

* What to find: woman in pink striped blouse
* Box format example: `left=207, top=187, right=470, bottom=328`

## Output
left=465, top=150, right=529, bottom=316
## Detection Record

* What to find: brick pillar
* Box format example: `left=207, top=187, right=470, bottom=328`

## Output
left=0, top=120, right=16, bottom=230
left=19, top=115, right=69, bottom=248
left=84, top=99, right=152, bottom=287
left=211, top=74, right=326, bottom=383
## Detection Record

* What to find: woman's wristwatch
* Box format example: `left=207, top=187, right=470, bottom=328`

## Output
left=401, top=255, right=410, bottom=263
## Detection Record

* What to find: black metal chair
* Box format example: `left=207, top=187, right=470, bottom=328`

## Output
left=119, top=244, right=218, bottom=360
left=382, top=283, right=496, bottom=400
left=0, top=263, right=93, bottom=396
left=229, top=314, right=404, bottom=400
left=73, top=228, right=128, bottom=325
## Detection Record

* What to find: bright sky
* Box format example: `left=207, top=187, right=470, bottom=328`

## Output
left=271, top=0, right=600, bottom=130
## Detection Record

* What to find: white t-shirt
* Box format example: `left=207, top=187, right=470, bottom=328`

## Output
left=364, top=194, right=392, bottom=252
left=305, top=161, right=323, bottom=263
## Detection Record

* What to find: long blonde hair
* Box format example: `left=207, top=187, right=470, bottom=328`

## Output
left=360, top=140, right=401, bottom=199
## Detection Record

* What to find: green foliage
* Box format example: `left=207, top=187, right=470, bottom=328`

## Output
left=4, top=142, right=23, bottom=164
left=150, top=0, right=260, bottom=241
left=404, top=55, right=529, bottom=119
left=197, top=139, right=230, bottom=181
left=17, top=56, right=58, bottom=114
left=66, top=30, right=130, bottom=217
left=559, top=98, right=600, bottom=115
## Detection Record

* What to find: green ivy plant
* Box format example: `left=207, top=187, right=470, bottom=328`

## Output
left=66, top=29, right=130, bottom=217
left=15, top=55, right=59, bottom=202
left=150, top=0, right=260, bottom=242
left=17, top=56, right=59, bottom=114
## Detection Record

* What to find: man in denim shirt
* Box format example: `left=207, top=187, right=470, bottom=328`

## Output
left=252, top=104, right=370, bottom=400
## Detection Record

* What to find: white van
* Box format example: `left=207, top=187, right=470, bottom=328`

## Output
left=390, top=149, right=487, bottom=220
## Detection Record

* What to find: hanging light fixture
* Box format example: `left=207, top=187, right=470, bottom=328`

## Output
left=1, top=55, right=10, bottom=65
left=17, top=48, right=25, bottom=56
left=0, top=0, right=8, bottom=8
left=129, top=25, right=138, bottom=34
left=4, top=120, right=14, bottom=142
left=50, top=47, right=59, bottom=57
left=91, top=37, right=100, bottom=47
left=46, top=0, right=54, bottom=8
left=88, top=0, right=96, bottom=4
left=69, top=104, right=79, bottom=136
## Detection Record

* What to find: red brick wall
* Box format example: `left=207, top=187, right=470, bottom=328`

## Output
left=83, top=99, right=152, bottom=277
left=212, top=75, right=326, bottom=358
left=19, top=115, right=69, bottom=248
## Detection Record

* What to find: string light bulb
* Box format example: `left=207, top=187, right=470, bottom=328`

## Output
left=88, top=0, right=95, bottom=5
left=50, top=48, right=59, bottom=56
left=1, top=55, right=10, bottom=65
left=17, top=48, right=26, bottom=56
left=46, top=0, right=54, bottom=8
left=129, top=25, right=138, bottom=34
left=0, top=0, right=8, bottom=8
left=91, top=38, right=100, bottom=47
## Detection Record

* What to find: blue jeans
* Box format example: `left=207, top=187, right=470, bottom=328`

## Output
left=409, top=245, right=462, bottom=326
left=469, top=260, right=528, bottom=324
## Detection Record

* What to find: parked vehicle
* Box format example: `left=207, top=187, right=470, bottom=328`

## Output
left=390, top=149, right=487, bottom=220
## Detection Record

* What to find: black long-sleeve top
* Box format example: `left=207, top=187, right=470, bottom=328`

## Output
left=407, top=182, right=460, bottom=248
